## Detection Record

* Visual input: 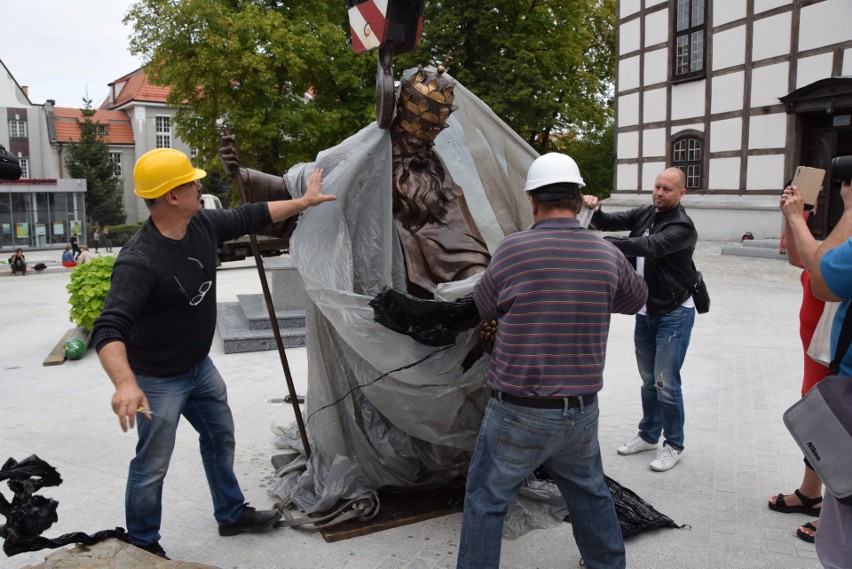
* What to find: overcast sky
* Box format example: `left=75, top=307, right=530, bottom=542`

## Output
left=0, top=1, right=142, bottom=108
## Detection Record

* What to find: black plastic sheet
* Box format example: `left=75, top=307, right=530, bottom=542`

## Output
left=1, top=455, right=129, bottom=557
left=533, top=466, right=685, bottom=538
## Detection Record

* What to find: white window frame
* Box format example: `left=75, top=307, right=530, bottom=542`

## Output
left=109, top=152, right=123, bottom=177
left=672, top=136, right=703, bottom=189
left=156, top=116, right=172, bottom=148
left=9, top=119, right=27, bottom=138
left=18, top=157, right=29, bottom=179
left=673, top=0, right=706, bottom=78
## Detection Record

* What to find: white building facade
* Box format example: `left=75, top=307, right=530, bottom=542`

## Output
left=614, top=0, right=852, bottom=240
left=1, top=60, right=192, bottom=251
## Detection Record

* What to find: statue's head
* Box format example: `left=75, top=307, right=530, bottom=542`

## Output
left=396, top=66, right=457, bottom=141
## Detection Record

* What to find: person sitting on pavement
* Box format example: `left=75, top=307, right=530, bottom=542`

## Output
left=61, top=246, right=76, bottom=268
left=9, top=248, right=26, bottom=275
left=76, top=245, right=94, bottom=264
left=91, top=148, right=335, bottom=560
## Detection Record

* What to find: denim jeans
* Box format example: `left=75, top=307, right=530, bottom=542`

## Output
left=126, top=356, right=245, bottom=545
left=634, top=305, right=695, bottom=451
left=457, top=396, right=625, bottom=569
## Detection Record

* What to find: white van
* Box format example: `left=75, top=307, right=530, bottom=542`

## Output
left=201, top=194, right=223, bottom=210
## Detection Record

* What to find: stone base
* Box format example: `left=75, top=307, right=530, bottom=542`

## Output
left=720, top=239, right=787, bottom=260
left=216, top=254, right=308, bottom=354
left=217, top=302, right=306, bottom=354
left=20, top=538, right=220, bottom=569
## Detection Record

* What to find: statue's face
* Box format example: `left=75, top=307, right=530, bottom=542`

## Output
left=397, top=69, right=457, bottom=141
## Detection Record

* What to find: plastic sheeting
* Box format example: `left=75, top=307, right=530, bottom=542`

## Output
left=0, top=455, right=130, bottom=557
left=269, top=69, right=541, bottom=521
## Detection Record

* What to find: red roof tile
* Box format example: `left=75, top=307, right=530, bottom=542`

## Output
left=53, top=108, right=134, bottom=145
left=101, top=67, right=171, bottom=109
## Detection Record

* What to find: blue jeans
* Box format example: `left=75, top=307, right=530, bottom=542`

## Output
left=126, top=356, right=245, bottom=545
left=457, top=396, right=625, bottom=569
left=634, top=306, right=695, bottom=451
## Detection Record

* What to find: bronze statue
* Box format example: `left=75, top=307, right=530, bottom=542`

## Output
left=220, top=66, right=490, bottom=299
left=218, top=65, right=540, bottom=518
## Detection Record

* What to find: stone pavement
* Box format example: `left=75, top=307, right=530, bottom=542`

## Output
left=0, top=241, right=825, bottom=568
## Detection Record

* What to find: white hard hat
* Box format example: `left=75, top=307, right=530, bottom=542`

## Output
left=524, top=152, right=585, bottom=191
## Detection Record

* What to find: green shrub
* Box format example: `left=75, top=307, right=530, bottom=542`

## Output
left=67, top=256, right=115, bottom=330
left=90, top=222, right=143, bottom=248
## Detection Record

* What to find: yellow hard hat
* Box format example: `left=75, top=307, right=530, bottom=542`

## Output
left=133, top=148, right=206, bottom=199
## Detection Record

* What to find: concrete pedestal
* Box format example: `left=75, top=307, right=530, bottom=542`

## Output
left=216, top=256, right=307, bottom=353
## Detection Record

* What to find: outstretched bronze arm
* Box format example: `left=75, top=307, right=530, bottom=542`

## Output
left=219, top=133, right=292, bottom=203
left=219, top=132, right=297, bottom=240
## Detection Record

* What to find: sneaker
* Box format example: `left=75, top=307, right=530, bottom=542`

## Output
left=617, top=436, right=658, bottom=455
left=649, top=445, right=682, bottom=471
left=136, top=541, right=170, bottom=560
left=218, top=503, right=283, bottom=536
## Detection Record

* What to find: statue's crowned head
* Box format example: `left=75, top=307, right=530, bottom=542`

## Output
left=396, top=66, right=457, bottom=141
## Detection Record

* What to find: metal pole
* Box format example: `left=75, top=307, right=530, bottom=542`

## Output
left=225, top=135, right=312, bottom=459
left=246, top=235, right=312, bottom=459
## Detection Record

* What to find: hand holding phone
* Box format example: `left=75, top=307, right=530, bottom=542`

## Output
left=792, top=166, right=826, bottom=206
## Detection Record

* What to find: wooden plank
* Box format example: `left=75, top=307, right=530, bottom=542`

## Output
left=319, top=479, right=464, bottom=542
left=43, top=328, right=75, bottom=366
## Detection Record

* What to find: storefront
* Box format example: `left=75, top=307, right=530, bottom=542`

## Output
left=0, top=178, right=87, bottom=250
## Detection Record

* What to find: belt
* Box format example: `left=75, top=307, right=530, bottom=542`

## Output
left=492, top=390, right=597, bottom=409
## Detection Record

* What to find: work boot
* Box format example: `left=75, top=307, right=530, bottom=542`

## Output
left=136, top=541, right=170, bottom=559
left=218, top=503, right=282, bottom=536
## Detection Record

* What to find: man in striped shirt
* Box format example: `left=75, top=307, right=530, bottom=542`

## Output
left=456, top=153, right=647, bottom=569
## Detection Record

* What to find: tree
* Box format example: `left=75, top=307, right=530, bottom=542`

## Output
left=556, top=123, right=614, bottom=198
left=125, top=0, right=376, bottom=177
left=403, top=0, right=616, bottom=154
left=125, top=0, right=615, bottom=187
left=65, top=97, right=126, bottom=226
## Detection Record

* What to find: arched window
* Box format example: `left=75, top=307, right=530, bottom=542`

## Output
left=672, top=135, right=703, bottom=189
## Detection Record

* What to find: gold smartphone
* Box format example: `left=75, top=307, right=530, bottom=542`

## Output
left=792, top=166, right=826, bottom=206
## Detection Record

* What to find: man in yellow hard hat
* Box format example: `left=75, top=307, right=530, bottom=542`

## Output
left=92, top=148, right=334, bottom=559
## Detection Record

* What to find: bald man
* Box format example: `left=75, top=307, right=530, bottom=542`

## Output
left=584, top=168, right=699, bottom=472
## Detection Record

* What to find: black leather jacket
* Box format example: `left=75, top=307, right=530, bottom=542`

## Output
left=590, top=204, right=697, bottom=316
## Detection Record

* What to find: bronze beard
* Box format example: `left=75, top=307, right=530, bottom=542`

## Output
left=391, top=126, right=452, bottom=233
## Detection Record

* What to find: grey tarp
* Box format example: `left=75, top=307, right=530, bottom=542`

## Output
left=269, top=70, right=566, bottom=533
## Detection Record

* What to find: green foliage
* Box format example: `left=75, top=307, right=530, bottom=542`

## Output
left=125, top=0, right=375, bottom=176
left=556, top=122, right=615, bottom=198
left=64, top=97, right=127, bottom=226
left=66, top=255, right=116, bottom=331
left=402, top=0, right=616, bottom=153
left=93, top=222, right=144, bottom=248
left=124, top=0, right=615, bottom=172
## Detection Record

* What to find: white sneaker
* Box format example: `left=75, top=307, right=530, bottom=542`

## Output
left=617, top=436, right=658, bottom=455
left=649, top=445, right=682, bottom=471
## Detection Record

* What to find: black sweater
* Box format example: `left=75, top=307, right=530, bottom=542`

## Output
left=93, top=203, right=271, bottom=376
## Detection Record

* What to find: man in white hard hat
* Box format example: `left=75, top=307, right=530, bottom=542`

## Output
left=92, top=148, right=334, bottom=560
left=456, top=153, right=647, bottom=569
left=584, top=167, right=699, bottom=472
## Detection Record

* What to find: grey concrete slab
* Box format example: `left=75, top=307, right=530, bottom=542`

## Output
left=0, top=242, right=824, bottom=569
left=216, top=302, right=306, bottom=353
left=235, top=294, right=306, bottom=331
left=721, top=244, right=788, bottom=259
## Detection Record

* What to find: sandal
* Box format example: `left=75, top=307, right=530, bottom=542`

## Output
left=768, top=489, right=822, bottom=516
left=796, top=521, right=817, bottom=543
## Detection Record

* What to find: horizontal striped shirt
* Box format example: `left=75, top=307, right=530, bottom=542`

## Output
left=474, top=217, right=647, bottom=397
